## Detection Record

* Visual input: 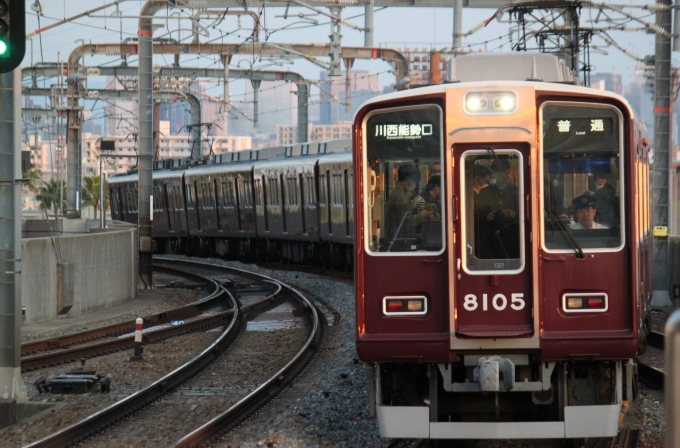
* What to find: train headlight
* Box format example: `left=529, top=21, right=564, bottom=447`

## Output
left=494, top=94, right=516, bottom=111
left=464, top=91, right=517, bottom=115
left=465, top=94, right=487, bottom=112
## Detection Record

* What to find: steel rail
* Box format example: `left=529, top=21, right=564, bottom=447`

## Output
left=21, top=311, right=234, bottom=372
left=647, top=330, right=664, bottom=350
left=637, top=330, right=665, bottom=390
left=638, top=359, right=666, bottom=391
left=171, top=260, right=325, bottom=448
left=21, top=265, right=221, bottom=357
left=23, top=285, right=243, bottom=448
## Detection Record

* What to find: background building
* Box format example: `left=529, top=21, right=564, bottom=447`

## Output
left=318, top=70, right=380, bottom=124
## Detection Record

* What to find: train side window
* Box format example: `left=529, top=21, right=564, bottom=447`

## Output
left=221, top=181, right=235, bottom=208
left=268, top=177, right=280, bottom=207
left=254, top=179, right=262, bottom=207
left=332, top=173, right=343, bottom=206
left=186, top=184, right=195, bottom=210
left=541, top=103, right=624, bottom=252
left=362, top=105, right=444, bottom=254
left=287, top=176, right=299, bottom=207
left=461, top=151, right=524, bottom=274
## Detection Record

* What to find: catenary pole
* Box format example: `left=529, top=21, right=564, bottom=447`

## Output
left=653, top=0, right=672, bottom=303
left=0, top=68, right=25, bottom=401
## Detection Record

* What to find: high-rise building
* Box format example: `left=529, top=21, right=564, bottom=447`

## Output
left=591, top=73, right=623, bottom=95
left=319, top=70, right=380, bottom=124
left=227, top=80, right=297, bottom=139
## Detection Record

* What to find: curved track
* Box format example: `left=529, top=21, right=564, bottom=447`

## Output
left=24, top=258, right=325, bottom=448
left=21, top=266, right=229, bottom=372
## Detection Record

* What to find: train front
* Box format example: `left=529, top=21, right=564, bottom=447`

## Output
left=353, top=55, right=647, bottom=440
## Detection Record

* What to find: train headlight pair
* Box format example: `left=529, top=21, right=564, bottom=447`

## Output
left=464, top=91, right=517, bottom=115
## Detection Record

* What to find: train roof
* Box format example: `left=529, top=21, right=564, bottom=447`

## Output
left=108, top=172, right=140, bottom=184
left=253, top=154, right=326, bottom=170
left=316, top=152, right=352, bottom=164
left=183, top=160, right=258, bottom=176
left=357, top=54, right=635, bottom=117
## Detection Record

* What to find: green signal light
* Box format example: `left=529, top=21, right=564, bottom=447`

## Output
left=0, top=40, right=7, bottom=56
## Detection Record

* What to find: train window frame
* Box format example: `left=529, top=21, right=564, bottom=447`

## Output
left=539, top=101, right=626, bottom=254
left=362, top=104, right=445, bottom=257
left=460, top=149, right=525, bottom=275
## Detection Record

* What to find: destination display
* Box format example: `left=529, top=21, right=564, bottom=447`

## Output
left=365, top=105, right=441, bottom=158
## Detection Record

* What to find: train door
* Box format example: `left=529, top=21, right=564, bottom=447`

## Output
left=164, top=184, right=172, bottom=232
left=213, top=179, right=222, bottom=231
left=452, top=144, right=533, bottom=338
left=193, top=181, right=201, bottom=231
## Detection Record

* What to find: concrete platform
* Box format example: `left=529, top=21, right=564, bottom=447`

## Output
left=21, top=292, right=166, bottom=337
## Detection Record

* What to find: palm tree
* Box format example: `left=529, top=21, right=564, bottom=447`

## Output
left=82, top=176, right=101, bottom=219
left=36, top=179, right=66, bottom=217
left=22, top=164, right=42, bottom=194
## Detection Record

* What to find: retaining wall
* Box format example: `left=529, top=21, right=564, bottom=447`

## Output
left=21, top=228, right=138, bottom=324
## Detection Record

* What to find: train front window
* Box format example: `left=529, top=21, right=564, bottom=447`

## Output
left=541, top=103, right=624, bottom=252
left=461, top=150, right=524, bottom=273
left=363, top=105, right=444, bottom=254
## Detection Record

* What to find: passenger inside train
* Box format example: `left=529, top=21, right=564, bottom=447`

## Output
left=364, top=105, right=444, bottom=253
left=463, top=152, right=522, bottom=271
left=542, top=104, right=623, bottom=250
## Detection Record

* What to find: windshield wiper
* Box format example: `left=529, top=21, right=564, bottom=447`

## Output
left=548, top=207, right=584, bottom=258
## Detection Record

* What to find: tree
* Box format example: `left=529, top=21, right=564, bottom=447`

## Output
left=22, top=164, right=42, bottom=194
left=36, top=179, right=66, bottom=217
left=82, top=176, right=101, bottom=219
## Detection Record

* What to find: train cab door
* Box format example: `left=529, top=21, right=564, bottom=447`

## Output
left=452, top=143, right=534, bottom=339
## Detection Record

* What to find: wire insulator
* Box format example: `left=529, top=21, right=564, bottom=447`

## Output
left=640, top=4, right=672, bottom=12
left=464, top=22, right=486, bottom=37
left=645, top=22, right=672, bottom=38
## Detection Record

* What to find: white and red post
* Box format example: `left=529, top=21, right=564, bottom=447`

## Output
left=130, top=317, right=144, bottom=361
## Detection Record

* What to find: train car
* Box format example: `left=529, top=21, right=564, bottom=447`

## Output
left=152, top=170, right=188, bottom=244
left=353, top=53, right=652, bottom=440
left=108, top=172, right=139, bottom=224
left=252, top=155, right=315, bottom=262
left=318, top=151, right=354, bottom=269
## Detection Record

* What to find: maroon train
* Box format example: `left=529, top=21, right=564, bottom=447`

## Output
left=353, top=53, right=652, bottom=440
left=108, top=140, right=355, bottom=267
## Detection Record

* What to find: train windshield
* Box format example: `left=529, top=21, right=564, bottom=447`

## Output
left=461, top=150, right=524, bottom=273
left=541, top=103, right=624, bottom=252
left=363, top=105, right=444, bottom=254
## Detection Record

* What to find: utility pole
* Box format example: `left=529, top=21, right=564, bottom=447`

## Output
left=452, top=0, right=463, bottom=51
left=653, top=0, right=672, bottom=305
left=364, top=0, right=374, bottom=47
left=0, top=67, right=25, bottom=402
left=329, top=7, right=343, bottom=77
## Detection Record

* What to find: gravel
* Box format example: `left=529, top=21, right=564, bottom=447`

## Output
left=8, top=256, right=672, bottom=448
left=2, top=331, right=221, bottom=447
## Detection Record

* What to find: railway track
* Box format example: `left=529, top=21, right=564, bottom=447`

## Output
left=24, top=257, right=325, bottom=448
left=20, top=266, right=230, bottom=372
left=637, top=330, right=665, bottom=391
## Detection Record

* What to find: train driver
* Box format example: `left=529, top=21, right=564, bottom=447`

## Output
left=386, top=164, right=434, bottom=247
left=569, top=194, right=609, bottom=230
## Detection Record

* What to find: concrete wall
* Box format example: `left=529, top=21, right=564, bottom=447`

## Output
left=21, top=227, right=138, bottom=324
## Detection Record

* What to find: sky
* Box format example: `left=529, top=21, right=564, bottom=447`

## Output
left=19, top=0, right=666, bottom=120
